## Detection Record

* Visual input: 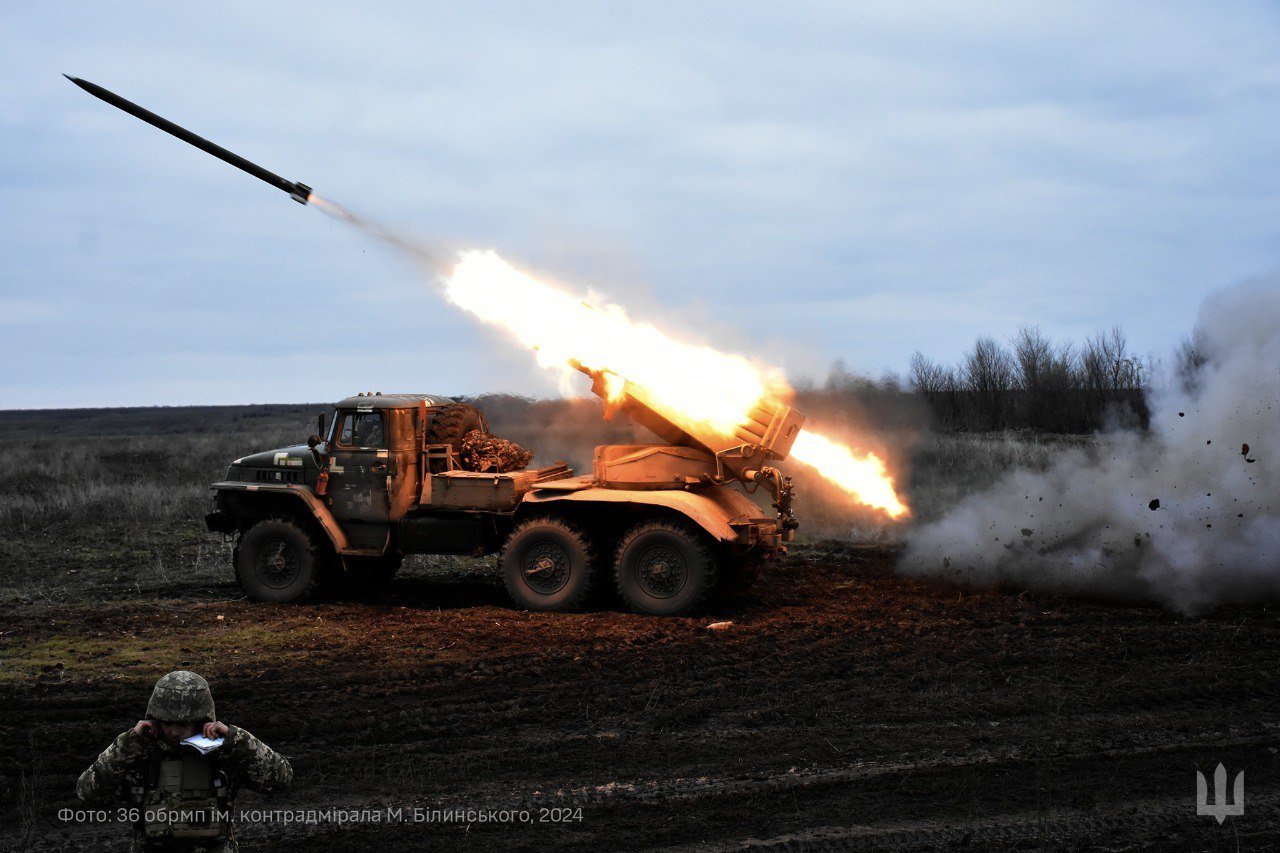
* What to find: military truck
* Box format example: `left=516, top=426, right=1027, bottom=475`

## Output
left=206, top=372, right=804, bottom=615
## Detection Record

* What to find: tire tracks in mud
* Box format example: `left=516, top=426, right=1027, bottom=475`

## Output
left=18, top=732, right=1268, bottom=852
left=4, top=545, right=1278, bottom=850
left=659, top=794, right=1280, bottom=852
left=20, top=732, right=1269, bottom=850
left=322, top=730, right=1280, bottom=812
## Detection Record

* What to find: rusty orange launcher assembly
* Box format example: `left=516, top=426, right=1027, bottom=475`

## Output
left=573, top=363, right=805, bottom=537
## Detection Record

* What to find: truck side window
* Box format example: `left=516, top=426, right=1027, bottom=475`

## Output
left=337, top=412, right=385, bottom=448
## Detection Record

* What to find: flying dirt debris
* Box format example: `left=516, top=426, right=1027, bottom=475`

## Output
left=903, top=277, right=1280, bottom=613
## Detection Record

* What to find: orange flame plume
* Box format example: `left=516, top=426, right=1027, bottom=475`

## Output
left=444, top=250, right=909, bottom=519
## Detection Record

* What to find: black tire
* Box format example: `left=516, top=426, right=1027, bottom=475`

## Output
left=426, top=403, right=490, bottom=473
left=614, top=521, right=718, bottom=616
left=234, top=518, right=332, bottom=603
left=501, top=517, right=595, bottom=612
left=342, top=554, right=403, bottom=589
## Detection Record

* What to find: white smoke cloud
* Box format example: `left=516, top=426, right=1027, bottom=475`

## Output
left=901, top=277, right=1280, bottom=613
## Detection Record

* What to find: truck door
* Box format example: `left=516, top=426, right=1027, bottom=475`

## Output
left=328, top=409, right=391, bottom=524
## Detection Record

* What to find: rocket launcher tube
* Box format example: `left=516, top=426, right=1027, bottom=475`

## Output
left=579, top=365, right=804, bottom=539
left=573, top=362, right=805, bottom=484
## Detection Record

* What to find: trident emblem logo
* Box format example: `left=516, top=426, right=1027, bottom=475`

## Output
left=1196, top=763, right=1244, bottom=823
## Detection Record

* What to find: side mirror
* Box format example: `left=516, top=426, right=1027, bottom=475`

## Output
left=307, top=433, right=326, bottom=469
left=317, top=412, right=327, bottom=438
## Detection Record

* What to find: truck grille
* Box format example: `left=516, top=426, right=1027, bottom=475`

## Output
left=255, top=469, right=302, bottom=484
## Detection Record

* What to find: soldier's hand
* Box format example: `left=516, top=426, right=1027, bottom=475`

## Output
left=203, top=721, right=229, bottom=740
left=131, top=720, right=157, bottom=738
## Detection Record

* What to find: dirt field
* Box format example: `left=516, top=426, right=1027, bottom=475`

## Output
left=2, top=540, right=1276, bottom=851
left=0, top=404, right=1274, bottom=849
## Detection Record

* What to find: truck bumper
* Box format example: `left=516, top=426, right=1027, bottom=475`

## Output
left=733, top=522, right=784, bottom=551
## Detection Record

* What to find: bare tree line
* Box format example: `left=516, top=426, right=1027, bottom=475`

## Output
left=909, top=326, right=1150, bottom=433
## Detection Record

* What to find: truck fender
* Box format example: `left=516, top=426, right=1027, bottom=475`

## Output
left=210, top=482, right=351, bottom=551
left=520, top=485, right=765, bottom=543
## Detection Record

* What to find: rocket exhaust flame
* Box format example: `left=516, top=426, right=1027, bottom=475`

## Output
left=444, top=250, right=910, bottom=518
left=789, top=432, right=909, bottom=518
left=444, top=250, right=779, bottom=436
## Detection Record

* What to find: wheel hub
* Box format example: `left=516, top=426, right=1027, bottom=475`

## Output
left=523, top=543, right=570, bottom=595
left=637, top=544, right=686, bottom=598
left=256, top=538, right=300, bottom=589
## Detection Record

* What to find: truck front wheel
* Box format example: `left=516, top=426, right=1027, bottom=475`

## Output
left=614, top=522, right=718, bottom=616
left=501, top=518, right=595, bottom=612
left=234, top=518, right=331, bottom=602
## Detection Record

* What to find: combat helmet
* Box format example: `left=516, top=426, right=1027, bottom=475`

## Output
left=146, top=670, right=216, bottom=722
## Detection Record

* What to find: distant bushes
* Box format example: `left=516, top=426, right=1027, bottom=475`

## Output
left=909, top=326, right=1151, bottom=433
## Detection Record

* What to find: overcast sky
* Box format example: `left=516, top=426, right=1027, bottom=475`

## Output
left=3, top=2, right=1279, bottom=408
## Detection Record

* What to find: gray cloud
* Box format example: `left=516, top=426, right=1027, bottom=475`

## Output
left=2, top=1, right=1280, bottom=406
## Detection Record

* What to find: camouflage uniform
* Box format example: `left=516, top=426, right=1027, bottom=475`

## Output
left=76, top=671, right=292, bottom=852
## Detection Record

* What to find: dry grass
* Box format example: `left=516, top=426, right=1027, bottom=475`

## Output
left=0, top=405, right=316, bottom=534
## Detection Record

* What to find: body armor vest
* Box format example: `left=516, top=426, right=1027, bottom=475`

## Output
left=132, top=751, right=232, bottom=842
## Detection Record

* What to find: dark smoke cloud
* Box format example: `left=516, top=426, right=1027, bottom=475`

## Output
left=901, top=277, right=1280, bottom=613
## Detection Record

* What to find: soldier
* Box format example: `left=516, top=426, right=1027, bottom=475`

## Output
left=77, top=670, right=292, bottom=852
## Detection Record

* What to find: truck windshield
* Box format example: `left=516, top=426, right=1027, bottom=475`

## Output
left=336, top=412, right=385, bottom=449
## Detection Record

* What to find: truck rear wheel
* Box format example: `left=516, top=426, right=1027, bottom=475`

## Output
left=501, top=518, right=595, bottom=612
left=234, top=518, right=331, bottom=603
left=614, top=521, right=718, bottom=616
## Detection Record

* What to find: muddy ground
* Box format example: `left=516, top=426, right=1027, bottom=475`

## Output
left=1, top=540, right=1276, bottom=851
